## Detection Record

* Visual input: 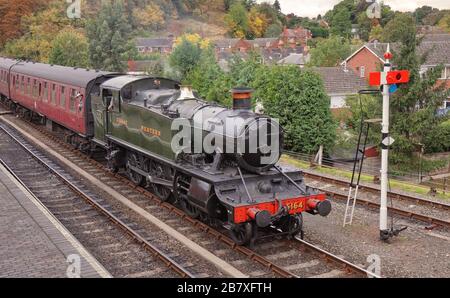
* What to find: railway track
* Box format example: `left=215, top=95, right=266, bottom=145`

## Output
left=301, top=171, right=450, bottom=229
left=0, top=123, right=199, bottom=278
left=0, top=113, right=378, bottom=278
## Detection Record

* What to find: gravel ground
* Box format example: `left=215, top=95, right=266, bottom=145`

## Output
left=302, top=200, right=450, bottom=277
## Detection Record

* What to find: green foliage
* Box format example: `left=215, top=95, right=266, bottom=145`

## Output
left=273, top=0, right=281, bottom=12
left=86, top=0, right=134, bottom=72
left=265, top=23, right=282, bottom=37
left=330, top=8, right=352, bottom=38
left=381, top=13, right=416, bottom=42
left=1, top=1, right=78, bottom=63
left=224, top=2, right=249, bottom=38
left=252, top=66, right=336, bottom=154
left=229, top=52, right=264, bottom=87
left=186, top=53, right=336, bottom=154
left=309, top=36, right=351, bottom=67
left=423, top=120, right=450, bottom=153
left=169, top=36, right=205, bottom=78
left=185, top=48, right=231, bottom=104
left=49, top=28, right=89, bottom=68
left=345, top=94, right=382, bottom=145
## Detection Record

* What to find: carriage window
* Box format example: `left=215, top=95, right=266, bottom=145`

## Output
left=51, top=84, right=56, bottom=105
left=27, top=78, right=31, bottom=95
left=43, top=82, right=48, bottom=102
left=69, top=89, right=77, bottom=112
left=21, top=77, right=24, bottom=93
left=15, top=75, right=19, bottom=90
left=60, top=86, right=66, bottom=108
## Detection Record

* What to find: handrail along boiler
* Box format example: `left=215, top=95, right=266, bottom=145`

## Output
left=0, top=57, right=331, bottom=245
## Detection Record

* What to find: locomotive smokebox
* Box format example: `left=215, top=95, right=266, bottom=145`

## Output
left=231, top=87, right=253, bottom=110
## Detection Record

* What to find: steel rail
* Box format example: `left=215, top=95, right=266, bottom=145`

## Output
left=302, top=171, right=450, bottom=211
left=293, top=238, right=380, bottom=278
left=1, top=115, right=374, bottom=278
left=0, top=124, right=194, bottom=278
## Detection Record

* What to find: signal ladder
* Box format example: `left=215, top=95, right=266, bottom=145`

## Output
left=343, top=119, right=380, bottom=227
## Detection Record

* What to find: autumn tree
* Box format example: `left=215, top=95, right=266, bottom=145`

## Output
left=49, top=28, right=89, bottom=68
left=225, top=2, right=249, bottom=38
left=248, top=7, right=269, bottom=38
left=133, top=3, right=166, bottom=31
left=0, top=0, right=46, bottom=47
left=2, top=1, right=75, bottom=62
left=438, top=13, right=450, bottom=32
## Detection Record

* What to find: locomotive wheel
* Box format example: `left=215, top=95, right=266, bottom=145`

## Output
left=151, top=184, right=172, bottom=202
left=279, top=214, right=303, bottom=238
left=126, top=153, right=144, bottom=186
left=181, top=199, right=200, bottom=219
left=230, top=222, right=253, bottom=246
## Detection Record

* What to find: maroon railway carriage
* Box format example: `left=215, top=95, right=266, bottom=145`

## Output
left=0, top=57, right=116, bottom=138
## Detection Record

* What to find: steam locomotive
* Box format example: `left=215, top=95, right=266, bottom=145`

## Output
left=0, top=58, right=331, bottom=245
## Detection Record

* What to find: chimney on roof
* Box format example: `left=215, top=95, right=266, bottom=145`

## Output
left=373, top=39, right=378, bottom=49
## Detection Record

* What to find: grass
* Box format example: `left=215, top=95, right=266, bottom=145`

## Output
left=281, top=155, right=450, bottom=201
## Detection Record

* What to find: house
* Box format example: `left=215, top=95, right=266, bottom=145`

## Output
left=313, top=66, right=368, bottom=113
left=279, top=26, right=312, bottom=47
left=135, top=37, right=174, bottom=55
left=341, top=35, right=450, bottom=109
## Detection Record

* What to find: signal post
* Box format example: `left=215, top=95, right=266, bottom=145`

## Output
left=369, top=44, right=410, bottom=241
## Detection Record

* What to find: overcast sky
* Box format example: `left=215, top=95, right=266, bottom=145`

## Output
left=258, top=1, right=450, bottom=18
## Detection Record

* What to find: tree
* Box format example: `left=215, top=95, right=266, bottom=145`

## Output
left=413, top=6, right=434, bottom=24
left=273, top=0, right=281, bottom=12
left=2, top=1, right=75, bottom=63
left=330, top=7, right=352, bottom=38
left=381, top=13, right=415, bottom=42
left=0, top=0, right=45, bottom=47
left=248, top=7, right=269, bottom=38
left=86, top=0, right=134, bottom=72
left=438, top=13, right=450, bottom=32
left=186, top=48, right=232, bottom=105
left=369, top=25, right=383, bottom=41
left=224, top=2, right=249, bottom=38
left=309, top=36, right=351, bottom=67
left=389, top=19, right=450, bottom=159
left=252, top=66, right=336, bottom=153
left=133, top=3, right=166, bottom=31
left=49, top=28, right=89, bottom=68
left=169, top=34, right=208, bottom=79
left=265, top=23, right=283, bottom=37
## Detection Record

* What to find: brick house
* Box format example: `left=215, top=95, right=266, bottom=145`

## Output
left=135, top=37, right=174, bottom=55
left=279, top=26, right=312, bottom=47
left=341, top=35, right=450, bottom=109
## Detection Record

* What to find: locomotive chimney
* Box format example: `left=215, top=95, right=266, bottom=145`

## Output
left=231, top=87, right=253, bottom=110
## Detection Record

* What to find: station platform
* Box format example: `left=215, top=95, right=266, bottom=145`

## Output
left=0, top=162, right=111, bottom=278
